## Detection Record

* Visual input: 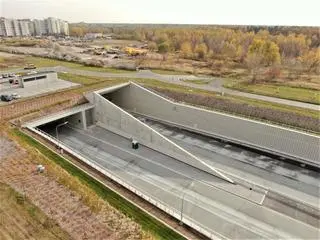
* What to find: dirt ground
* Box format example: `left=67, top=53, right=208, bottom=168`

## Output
left=0, top=131, right=144, bottom=240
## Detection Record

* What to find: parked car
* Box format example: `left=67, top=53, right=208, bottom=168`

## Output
left=27, top=71, right=37, bottom=75
left=8, top=73, right=15, bottom=77
left=11, top=93, right=21, bottom=99
left=24, top=63, right=36, bottom=70
left=1, top=94, right=13, bottom=102
left=2, top=73, right=9, bottom=78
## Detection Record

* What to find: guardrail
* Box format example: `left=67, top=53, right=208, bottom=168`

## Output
left=28, top=126, right=319, bottom=239
left=28, top=126, right=220, bottom=240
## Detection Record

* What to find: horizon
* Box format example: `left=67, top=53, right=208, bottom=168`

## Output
left=1, top=0, right=319, bottom=27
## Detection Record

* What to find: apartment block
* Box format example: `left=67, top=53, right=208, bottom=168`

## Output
left=33, top=19, right=47, bottom=36
left=0, top=18, right=14, bottom=36
left=0, top=17, right=69, bottom=37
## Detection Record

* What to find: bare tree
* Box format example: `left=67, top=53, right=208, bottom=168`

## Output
left=246, top=53, right=263, bottom=83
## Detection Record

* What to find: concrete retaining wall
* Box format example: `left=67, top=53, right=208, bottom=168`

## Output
left=91, top=92, right=233, bottom=183
left=108, top=83, right=319, bottom=167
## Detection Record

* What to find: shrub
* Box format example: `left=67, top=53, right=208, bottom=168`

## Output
left=264, top=65, right=281, bottom=81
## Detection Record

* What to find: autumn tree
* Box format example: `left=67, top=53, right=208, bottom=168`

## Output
left=299, top=48, right=320, bottom=74
left=148, top=41, right=158, bottom=51
left=180, top=42, right=193, bottom=58
left=70, top=27, right=84, bottom=37
left=195, top=43, right=208, bottom=59
left=246, top=53, right=264, bottom=83
left=158, top=42, right=170, bottom=53
left=263, top=41, right=281, bottom=65
left=248, top=39, right=280, bottom=66
left=276, top=33, right=309, bottom=59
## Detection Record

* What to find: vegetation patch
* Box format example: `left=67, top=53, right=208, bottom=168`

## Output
left=150, top=87, right=320, bottom=133
left=182, top=79, right=211, bottom=85
left=57, top=72, right=319, bottom=132
left=225, top=81, right=320, bottom=105
left=152, top=69, right=188, bottom=75
left=24, top=56, right=133, bottom=73
left=0, top=183, right=71, bottom=240
left=12, top=129, right=186, bottom=240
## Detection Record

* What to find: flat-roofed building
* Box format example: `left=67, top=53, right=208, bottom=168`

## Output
left=19, top=20, right=30, bottom=36
left=59, top=20, right=69, bottom=35
left=34, top=19, right=47, bottom=36
left=0, top=18, right=14, bottom=37
left=0, top=17, right=68, bottom=37
left=47, top=17, right=58, bottom=35
left=12, top=19, right=21, bottom=36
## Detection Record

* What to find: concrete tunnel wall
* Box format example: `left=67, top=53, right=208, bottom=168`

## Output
left=67, top=111, right=87, bottom=130
left=109, top=83, right=320, bottom=167
left=91, top=91, right=233, bottom=183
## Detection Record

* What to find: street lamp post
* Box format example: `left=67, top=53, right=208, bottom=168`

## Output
left=55, top=121, right=68, bottom=148
left=180, top=181, right=194, bottom=225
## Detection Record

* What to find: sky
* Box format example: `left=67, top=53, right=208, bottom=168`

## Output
left=1, top=0, right=319, bottom=26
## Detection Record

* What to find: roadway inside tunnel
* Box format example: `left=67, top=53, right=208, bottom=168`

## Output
left=35, top=118, right=319, bottom=239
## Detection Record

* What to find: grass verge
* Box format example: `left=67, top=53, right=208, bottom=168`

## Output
left=25, top=56, right=134, bottom=73
left=182, top=79, right=211, bottom=85
left=152, top=69, right=188, bottom=75
left=12, top=128, right=186, bottom=240
left=0, top=55, right=134, bottom=73
left=224, top=81, right=320, bottom=105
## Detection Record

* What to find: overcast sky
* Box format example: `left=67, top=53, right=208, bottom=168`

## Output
left=1, top=0, right=319, bottom=26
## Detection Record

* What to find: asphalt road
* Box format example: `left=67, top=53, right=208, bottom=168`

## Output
left=2, top=66, right=319, bottom=111
left=42, top=125, right=319, bottom=239
left=138, top=117, right=320, bottom=208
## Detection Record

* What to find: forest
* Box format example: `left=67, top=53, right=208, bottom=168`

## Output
left=70, top=25, right=319, bottom=74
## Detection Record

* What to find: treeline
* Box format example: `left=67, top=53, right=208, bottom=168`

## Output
left=70, top=24, right=320, bottom=77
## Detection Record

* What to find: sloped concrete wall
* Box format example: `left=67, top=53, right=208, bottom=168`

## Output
left=91, top=92, right=233, bottom=183
left=110, top=83, right=320, bottom=167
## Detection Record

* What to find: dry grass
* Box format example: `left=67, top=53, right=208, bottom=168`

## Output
left=0, top=127, right=153, bottom=240
left=0, top=183, right=72, bottom=240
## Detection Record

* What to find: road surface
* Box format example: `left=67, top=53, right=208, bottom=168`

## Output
left=40, top=124, right=319, bottom=239
left=2, top=66, right=319, bottom=111
left=138, top=117, right=320, bottom=209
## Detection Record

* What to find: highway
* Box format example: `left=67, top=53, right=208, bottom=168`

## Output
left=137, top=117, right=320, bottom=209
left=2, top=66, right=319, bottom=111
left=41, top=124, right=319, bottom=239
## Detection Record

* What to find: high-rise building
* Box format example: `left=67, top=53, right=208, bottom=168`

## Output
left=0, top=18, right=15, bottom=37
left=12, top=19, right=22, bottom=36
left=59, top=19, right=69, bottom=35
left=47, top=17, right=58, bottom=34
left=33, top=19, right=47, bottom=36
left=19, top=20, right=30, bottom=36
left=0, top=17, right=69, bottom=37
left=28, top=21, right=35, bottom=36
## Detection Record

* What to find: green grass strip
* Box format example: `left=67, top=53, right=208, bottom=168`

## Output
left=13, top=129, right=186, bottom=240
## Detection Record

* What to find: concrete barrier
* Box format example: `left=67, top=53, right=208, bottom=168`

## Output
left=90, top=91, right=234, bottom=183
left=106, top=82, right=320, bottom=168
